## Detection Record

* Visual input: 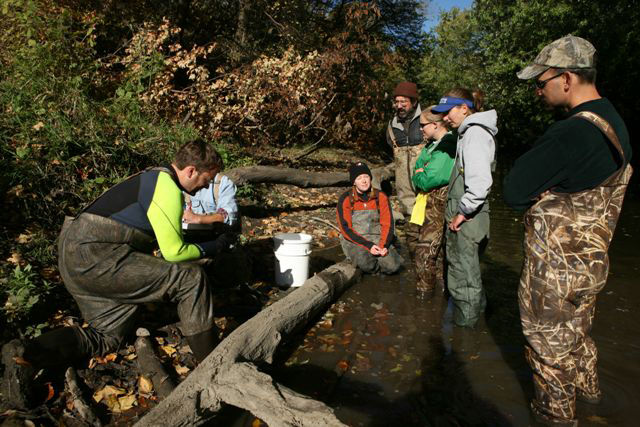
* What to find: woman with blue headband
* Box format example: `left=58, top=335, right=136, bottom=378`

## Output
left=432, top=88, right=498, bottom=328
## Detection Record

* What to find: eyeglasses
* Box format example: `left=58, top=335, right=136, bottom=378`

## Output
left=420, top=120, right=442, bottom=129
left=535, top=72, right=564, bottom=89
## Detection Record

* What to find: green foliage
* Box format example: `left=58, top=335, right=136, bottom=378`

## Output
left=418, top=8, right=482, bottom=104
left=1, top=264, right=53, bottom=324
left=0, top=0, right=428, bottom=337
left=0, top=0, right=197, bottom=236
left=417, top=0, right=640, bottom=154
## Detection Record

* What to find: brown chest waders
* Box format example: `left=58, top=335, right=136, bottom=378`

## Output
left=518, top=111, right=633, bottom=423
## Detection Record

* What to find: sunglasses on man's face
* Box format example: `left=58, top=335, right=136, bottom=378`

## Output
left=535, top=72, right=564, bottom=89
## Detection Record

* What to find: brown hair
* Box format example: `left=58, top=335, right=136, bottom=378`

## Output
left=445, top=87, right=485, bottom=112
left=173, top=139, right=223, bottom=172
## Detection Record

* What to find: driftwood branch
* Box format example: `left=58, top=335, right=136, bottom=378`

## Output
left=136, top=261, right=360, bottom=427
left=225, top=165, right=394, bottom=188
left=135, top=328, right=176, bottom=399
left=310, top=216, right=340, bottom=232
left=216, top=363, right=344, bottom=425
left=64, top=368, right=102, bottom=427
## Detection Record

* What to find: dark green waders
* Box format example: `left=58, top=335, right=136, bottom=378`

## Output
left=445, top=163, right=490, bottom=328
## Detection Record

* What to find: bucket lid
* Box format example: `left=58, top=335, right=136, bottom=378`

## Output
left=273, top=233, right=313, bottom=244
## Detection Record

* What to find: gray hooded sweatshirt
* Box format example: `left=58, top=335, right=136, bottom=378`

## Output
left=449, top=109, right=498, bottom=217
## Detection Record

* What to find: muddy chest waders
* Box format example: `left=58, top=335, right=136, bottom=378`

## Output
left=519, top=112, right=633, bottom=424
left=56, top=168, right=216, bottom=357
left=340, top=195, right=403, bottom=274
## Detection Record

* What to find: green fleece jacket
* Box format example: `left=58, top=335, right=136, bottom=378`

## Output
left=412, top=132, right=457, bottom=192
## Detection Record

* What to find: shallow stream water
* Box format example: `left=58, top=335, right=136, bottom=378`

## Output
left=219, top=182, right=640, bottom=426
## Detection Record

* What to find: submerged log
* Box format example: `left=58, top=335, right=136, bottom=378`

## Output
left=136, top=261, right=360, bottom=427
left=225, top=164, right=394, bottom=188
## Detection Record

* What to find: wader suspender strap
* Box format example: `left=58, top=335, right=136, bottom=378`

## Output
left=387, top=122, right=398, bottom=149
left=77, top=166, right=173, bottom=217
left=571, top=111, right=626, bottom=180
left=213, top=174, right=224, bottom=205
left=184, top=173, right=223, bottom=207
left=348, top=187, right=380, bottom=215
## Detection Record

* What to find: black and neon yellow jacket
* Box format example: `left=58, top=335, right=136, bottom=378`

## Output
left=86, top=166, right=202, bottom=262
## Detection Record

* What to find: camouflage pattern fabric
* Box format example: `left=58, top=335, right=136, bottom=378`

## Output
left=414, top=186, right=448, bottom=292
left=404, top=221, right=420, bottom=259
left=517, top=35, right=596, bottom=80
left=519, top=111, right=633, bottom=423
left=393, top=144, right=425, bottom=215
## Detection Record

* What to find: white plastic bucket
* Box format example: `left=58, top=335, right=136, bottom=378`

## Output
left=273, top=233, right=313, bottom=287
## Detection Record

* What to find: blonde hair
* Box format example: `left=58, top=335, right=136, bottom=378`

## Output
left=420, top=106, right=444, bottom=123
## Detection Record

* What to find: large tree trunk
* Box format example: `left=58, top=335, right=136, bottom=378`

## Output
left=136, top=261, right=360, bottom=427
left=225, top=164, right=394, bottom=188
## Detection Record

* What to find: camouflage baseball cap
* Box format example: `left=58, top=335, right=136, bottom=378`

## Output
left=517, top=35, right=596, bottom=80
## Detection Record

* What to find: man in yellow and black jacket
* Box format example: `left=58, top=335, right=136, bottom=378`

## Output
left=2, top=140, right=232, bottom=409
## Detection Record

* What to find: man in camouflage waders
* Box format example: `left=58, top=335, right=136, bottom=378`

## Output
left=1, top=140, right=236, bottom=409
left=386, top=81, right=424, bottom=256
left=505, top=36, right=633, bottom=426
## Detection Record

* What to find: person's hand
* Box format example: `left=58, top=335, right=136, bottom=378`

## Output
left=197, top=232, right=237, bottom=257
left=449, top=214, right=468, bottom=232
left=182, top=205, right=200, bottom=224
left=370, top=245, right=382, bottom=255
left=378, top=247, right=388, bottom=257
left=216, top=232, right=237, bottom=251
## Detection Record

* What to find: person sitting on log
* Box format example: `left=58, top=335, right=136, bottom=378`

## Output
left=182, top=170, right=239, bottom=233
left=337, top=162, right=403, bottom=274
left=181, top=167, right=250, bottom=287
left=1, top=140, right=234, bottom=410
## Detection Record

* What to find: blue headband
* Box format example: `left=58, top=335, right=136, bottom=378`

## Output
left=431, top=96, right=474, bottom=113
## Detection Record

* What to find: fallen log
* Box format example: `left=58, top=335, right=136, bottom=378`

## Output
left=134, top=328, right=176, bottom=399
left=136, top=260, right=360, bottom=427
left=64, top=368, right=102, bottom=427
left=225, top=164, right=394, bottom=188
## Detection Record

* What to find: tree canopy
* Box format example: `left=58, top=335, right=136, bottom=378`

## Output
left=417, top=0, right=640, bottom=157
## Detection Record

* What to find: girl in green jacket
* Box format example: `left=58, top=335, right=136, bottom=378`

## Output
left=410, top=107, right=457, bottom=293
